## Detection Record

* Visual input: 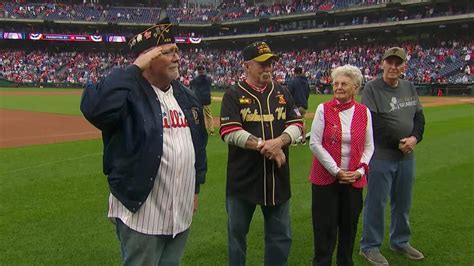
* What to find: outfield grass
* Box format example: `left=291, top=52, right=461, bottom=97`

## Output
left=0, top=89, right=473, bottom=265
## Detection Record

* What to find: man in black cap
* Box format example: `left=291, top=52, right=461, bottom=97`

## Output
left=360, top=47, right=425, bottom=265
left=219, top=41, right=304, bottom=266
left=80, top=18, right=207, bottom=266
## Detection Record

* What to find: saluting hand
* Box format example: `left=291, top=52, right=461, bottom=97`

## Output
left=133, top=46, right=163, bottom=71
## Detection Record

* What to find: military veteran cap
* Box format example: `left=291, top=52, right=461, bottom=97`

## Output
left=242, top=41, right=279, bottom=62
left=128, top=17, right=175, bottom=53
left=383, top=47, right=407, bottom=61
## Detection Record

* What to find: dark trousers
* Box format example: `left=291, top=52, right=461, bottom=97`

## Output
left=226, top=195, right=292, bottom=266
left=312, top=183, right=363, bottom=266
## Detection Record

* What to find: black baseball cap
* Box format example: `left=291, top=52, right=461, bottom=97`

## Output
left=128, top=17, right=176, bottom=53
left=242, top=41, right=279, bottom=62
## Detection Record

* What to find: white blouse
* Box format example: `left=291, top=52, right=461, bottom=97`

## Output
left=309, top=103, right=374, bottom=177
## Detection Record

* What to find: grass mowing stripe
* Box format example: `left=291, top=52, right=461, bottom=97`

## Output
left=0, top=152, right=101, bottom=176
left=0, top=140, right=117, bottom=265
left=0, top=95, right=83, bottom=115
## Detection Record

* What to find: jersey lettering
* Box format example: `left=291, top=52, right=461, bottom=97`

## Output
left=240, top=108, right=275, bottom=122
left=163, top=110, right=189, bottom=128
left=275, top=107, right=286, bottom=120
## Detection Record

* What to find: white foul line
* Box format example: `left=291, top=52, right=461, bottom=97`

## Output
left=0, top=131, right=100, bottom=142
left=0, top=152, right=102, bottom=176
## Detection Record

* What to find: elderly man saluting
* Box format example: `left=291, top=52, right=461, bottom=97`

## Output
left=80, top=18, right=207, bottom=266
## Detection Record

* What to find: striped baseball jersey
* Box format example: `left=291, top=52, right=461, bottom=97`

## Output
left=108, top=84, right=196, bottom=237
left=220, top=80, right=303, bottom=206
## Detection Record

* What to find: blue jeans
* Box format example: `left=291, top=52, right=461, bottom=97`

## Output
left=360, top=159, right=415, bottom=251
left=115, top=219, right=190, bottom=266
left=226, top=195, right=292, bottom=266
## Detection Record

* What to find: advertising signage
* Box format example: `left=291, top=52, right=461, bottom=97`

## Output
left=29, top=33, right=103, bottom=42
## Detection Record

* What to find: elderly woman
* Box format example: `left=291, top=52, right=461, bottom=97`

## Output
left=309, top=65, right=374, bottom=266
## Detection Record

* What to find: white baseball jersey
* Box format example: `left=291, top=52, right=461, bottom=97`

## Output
left=108, top=84, right=196, bottom=237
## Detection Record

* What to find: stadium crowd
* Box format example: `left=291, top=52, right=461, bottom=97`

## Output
left=1, top=40, right=472, bottom=87
left=216, top=0, right=390, bottom=22
left=0, top=50, right=130, bottom=84
left=1, top=1, right=466, bottom=40
left=206, top=3, right=464, bottom=37
left=1, top=0, right=398, bottom=24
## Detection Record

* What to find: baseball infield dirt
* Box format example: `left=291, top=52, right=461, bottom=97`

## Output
left=0, top=109, right=99, bottom=148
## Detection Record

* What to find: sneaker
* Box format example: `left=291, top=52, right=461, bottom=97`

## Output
left=359, top=249, right=389, bottom=266
left=390, top=244, right=424, bottom=260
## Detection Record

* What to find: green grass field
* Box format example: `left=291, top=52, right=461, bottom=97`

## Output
left=0, top=88, right=473, bottom=265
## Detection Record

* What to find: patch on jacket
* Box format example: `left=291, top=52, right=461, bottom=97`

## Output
left=276, top=94, right=286, bottom=104
left=191, top=107, right=200, bottom=125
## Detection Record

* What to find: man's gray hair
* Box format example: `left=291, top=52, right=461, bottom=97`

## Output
left=331, top=65, right=363, bottom=87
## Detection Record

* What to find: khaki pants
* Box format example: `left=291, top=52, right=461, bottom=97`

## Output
left=298, top=107, right=307, bottom=132
left=203, top=104, right=214, bottom=135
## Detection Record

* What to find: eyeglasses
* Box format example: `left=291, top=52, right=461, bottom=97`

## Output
left=162, top=47, right=180, bottom=57
left=332, top=81, right=353, bottom=89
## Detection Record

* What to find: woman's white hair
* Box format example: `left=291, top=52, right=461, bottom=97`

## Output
left=331, top=64, right=363, bottom=87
